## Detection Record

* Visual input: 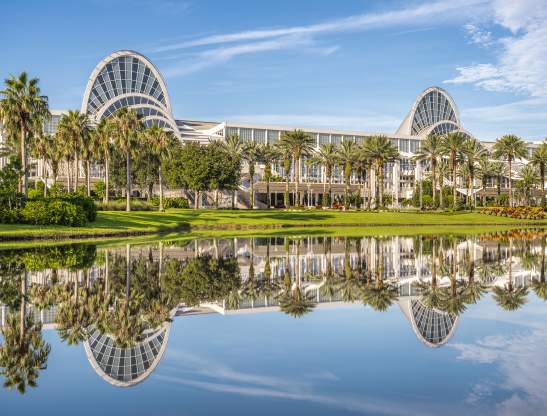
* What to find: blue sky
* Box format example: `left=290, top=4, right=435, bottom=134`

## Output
left=1, top=0, right=546, bottom=141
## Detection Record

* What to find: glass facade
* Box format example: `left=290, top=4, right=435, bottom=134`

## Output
left=411, top=90, right=458, bottom=135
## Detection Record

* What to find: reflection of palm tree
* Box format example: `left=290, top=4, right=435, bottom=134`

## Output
left=56, top=281, right=93, bottom=345
left=439, top=239, right=466, bottom=315
left=415, top=238, right=442, bottom=309
left=259, top=240, right=280, bottom=301
left=362, top=239, right=398, bottom=311
left=462, top=239, right=487, bottom=305
left=532, top=236, right=547, bottom=300
left=0, top=274, right=51, bottom=394
left=493, top=238, right=528, bottom=311
left=242, top=239, right=259, bottom=303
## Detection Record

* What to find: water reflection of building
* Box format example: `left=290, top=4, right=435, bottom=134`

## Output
left=84, top=323, right=171, bottom=387
left=1, top=235, right=543, bottom=386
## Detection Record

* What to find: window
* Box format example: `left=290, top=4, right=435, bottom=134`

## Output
left=240, top=128, right=252, bottom=141
left=267, top=130, right=279, bottom=143
left=254, top=129, right=266, bottom=142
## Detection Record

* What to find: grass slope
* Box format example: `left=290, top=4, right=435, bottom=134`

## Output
left=0, top=209, right=545, bottom=241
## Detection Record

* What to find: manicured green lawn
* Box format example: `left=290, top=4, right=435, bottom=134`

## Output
left=0, top=209, right=545, bottom=243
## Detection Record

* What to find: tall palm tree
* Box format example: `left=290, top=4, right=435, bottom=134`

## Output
left=0, top=72, right=50, bottom=196
left=490, top=161, right=506, bottom=201
left=279, top=129, right=315, bottom=206
left=413, top=134, right=442, bottom=205
left=441, top=131, right=467, bottom=209
left=336, top=140, right=357, bottom=208
left=493, top=134, right=527, bottom=207
left=275, top=140, right=293, bottom=208
left=142, top=125, right=176, bottom=212
left=222, top=134, right=245, bottom=209
left=259, top=143, right=279, bottom=209
left=314, top=143, right=338, bottom=208
left=57, top=110, right=91, bottom=192
left=461, top=138, right=487, bottom=207
left=517, top=164, right=539, bottom=206
left=530, top=142, right=547, bottom=206
left=476, top=157, right=495, bottom=206
left=30, top=132, right=54, bottom=196
left=243, top=141, right=262, bottom=209
left=363, top=135, right=399, bottom=208
left=437, top=159, right=450, bottom=209
left=93, top=118, right=114, bottom=203
left=110, top=108, right=142, bottom=211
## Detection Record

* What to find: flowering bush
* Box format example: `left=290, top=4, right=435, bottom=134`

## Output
left=479, top=206, right=544, bottom=220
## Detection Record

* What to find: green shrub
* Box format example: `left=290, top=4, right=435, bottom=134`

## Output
left=93, top=180, right=106, bottom=200
left=150, top=196, right=189, bottom=209
left=21, top=200, right=87, bottom=226
left=28, top=188, right=43, bottom=200
left=55, top=194, right=97, bottom=221
left=97, top=199, right=156, bottom=211
left=0, top=207, right=21, bottom=224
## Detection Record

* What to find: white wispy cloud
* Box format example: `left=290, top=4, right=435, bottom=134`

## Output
left=445, top=0, right=547, bottom=97
left=156, top=349, right=442, bottom=416
left=464, top=23, right=493, bottom=46
left=154, top=0, right=489, bottom=77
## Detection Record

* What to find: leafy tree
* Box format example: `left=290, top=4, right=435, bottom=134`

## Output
left=413, top=134, right=442, bottom=206
left=440, top=132, right=467, bottom=209
left=363, top=135, right=399, bottom=208
left=336, top=140, right=357, bottom=208
left=314, top=143, right=338, bottom=208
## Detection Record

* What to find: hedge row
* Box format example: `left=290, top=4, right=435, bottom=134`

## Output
left=479, top=206, right=544, bottom=220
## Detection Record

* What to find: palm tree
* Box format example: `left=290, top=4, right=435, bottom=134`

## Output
left=30, top=132, right=54, bottom=196
left=530, top=142, right=547, bottom=206
left=0, top=72, right=50, bottom=196
left=259, top=143, right=279, bottom=209
left=516, top=164, right=539, bottom=206
left=415, top=238, right=442, bottom=309
left=437, top=159, right=450, bottom=209
left=490, top=161, right=506, bottom=201
left=476, top=157, right=495, bottom=206
left=363, top=135, right=399, bottom=208
left=493, top=134, right=528, bottom=207
left=276, top=140, right=293, bottom=208
left=57, top=110, right=91, bottom=192
left=279, top=129, right=315, bottom=206
left=242, top=141, right=262, bottom=209
left=142, top=125, right=176, bottom=211
left=93, top=118, right=114, bottom=203
left=413, top=134, right=442, bottom=206
left=336, top=140, right=357, bottom=208
left=492, top=239, right=528, bottom=310
left=222, top=134, right=245, bottom=209
left=314, top=143, right=338, bottom=208
left=110, top=108, right=142, bottom=211
left=462, top=138, right=487, bottom=207
left=441, top=132, right=467, bottom=209
left=439, top=238, right=467, bottom=315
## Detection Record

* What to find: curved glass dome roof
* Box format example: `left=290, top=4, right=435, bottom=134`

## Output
left=81, top=50, right=180, bottom=137
left=396, top=87, right=462, bottom=137
left=409, top=299, right=458, bottom=348
left=83, top=323, right=171, bottom=388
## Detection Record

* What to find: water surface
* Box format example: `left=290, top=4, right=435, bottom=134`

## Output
left=1, top=230, right=546, bottom=415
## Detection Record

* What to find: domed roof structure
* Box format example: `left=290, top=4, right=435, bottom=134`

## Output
left=396, top=87, right=462, bottom=136
left=398, top=297, right=459, bottom=348
left=83, top=322, right=171, bottom=387
left=81, top=50, right=180, bottom=136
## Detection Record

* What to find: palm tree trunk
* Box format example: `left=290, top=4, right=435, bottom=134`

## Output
left=66, top=158, right=72, bottom=192
left=74, top=155, right=79, bottom=192
left=126, top=151, right=131, bottom=212
left=20, top=125, right=28, bottom=196
left=329, top=174, right=333, bottom=208
left=20, top=271, right=28, bottom=342
left=541, top=164, right=545, bottom=206
left=104, top=157, right=110, bottom=204
left=158, top=165, right=164, bottom=211
left=367, top=167, right=372, bottom=209
left=508, top=158, right=513, bottom=207
left=452, top=155, right=457, bottom=209
left=86, top=160, right=91, bottom=197
left=295, top=156, right=300, bottom=207
left=250, top=167, right=254, bottom=210
left=266, top=178, right=271, bottom=209
left=285, top=175, right=289, bottom=208
left=195, top=190, right=200, bottom=209
left=431, top=158, right=437, bottom=206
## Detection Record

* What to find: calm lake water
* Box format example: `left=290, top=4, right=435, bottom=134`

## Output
left=1, top=230, right=547, bottom=415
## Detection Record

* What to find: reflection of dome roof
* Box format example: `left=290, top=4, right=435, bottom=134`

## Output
left=83, top=322, right=171, bottom=387
left=399, top=297, right=459, bottom=348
